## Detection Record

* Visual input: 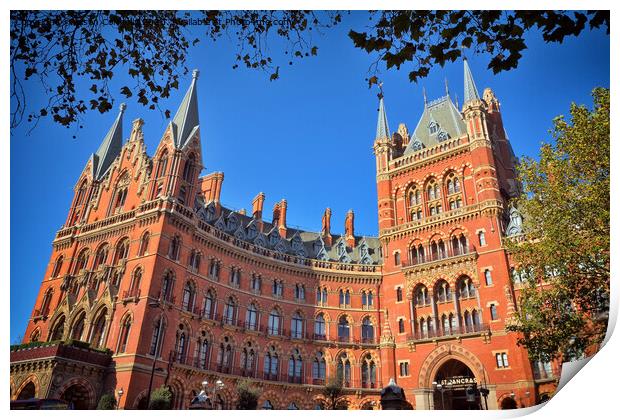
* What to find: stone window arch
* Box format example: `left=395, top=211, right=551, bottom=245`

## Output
left=361, top=353, right=377, bottom=388
left=288, top=348, right=303, bottom=383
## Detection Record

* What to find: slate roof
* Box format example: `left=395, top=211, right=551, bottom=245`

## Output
left=92, top=103, right=125, bottom=180
left=403, top=95, right=466, bottom=155
left=171, top=69, right=200, bottom=150
left=195, top=197, right=382, bottom=265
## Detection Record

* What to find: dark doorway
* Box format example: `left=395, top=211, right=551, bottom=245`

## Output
left=16, top=382, right=36, bottom=400
left=501, top=397, right=518, bottom=409
left=60, top=384, right=91, bottom=409
left=433, top=359, right=481, bottom=410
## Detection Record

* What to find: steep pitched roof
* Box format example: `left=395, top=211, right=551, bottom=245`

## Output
left=375, top=96, right=390, bottom=140
left=403, top=95, right=466, bottom=155
left=171, top=69, right=200, bottom=149
left=463, top=58, right=480, bottom=103
left=93, top=103, right=126, bottom=180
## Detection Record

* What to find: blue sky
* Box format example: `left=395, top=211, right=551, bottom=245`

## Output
left=10, top=12, right=609, bottom=342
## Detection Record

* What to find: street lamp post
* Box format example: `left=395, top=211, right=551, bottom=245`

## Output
left=432, top=381, right=445, bottom=410
left=116, top=388, right=124, bottom=410
left=192, top=379, right=225, bottom=409
left=145, top=299, right=166, bottom=409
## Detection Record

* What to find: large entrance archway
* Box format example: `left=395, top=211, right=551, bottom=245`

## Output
left=433, top=359, right=481, bottom=410
left=16, top=381, right=36, bottom=400
left=60, top=384, right=91, bottom=409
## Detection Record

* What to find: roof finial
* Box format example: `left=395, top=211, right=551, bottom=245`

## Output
left=423, top=86, right=428, bottom=106
left=119, top=103, right=127, bottom=113
left=445, top=78, right=450, bottom=96
left=192, top=69, right=200, bottom=80
left=463, top=55, right=480, bottom=103
left=375, top=90, right=390, bottom=141
left=377, top=81, right=384, bottom=99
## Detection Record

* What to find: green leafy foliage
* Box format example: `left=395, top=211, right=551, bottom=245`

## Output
left=96, top=393, right=117, bottom=410
left=506, top=88, right=610, bottom=362
left=321, top=373, right=346, bottom=410
left=235, top=379, right=260, bottom=409
left=149, top=385, right=172, bottom=410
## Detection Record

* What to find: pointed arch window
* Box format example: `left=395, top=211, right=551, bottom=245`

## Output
left=314, top=314, right=326, bottom=339
left=117, top=316, right=132, bottom=353
left=129, top=267, right=142, bottom=296
left=288, top=348, right=303, bottom=383
left=113, top=238, right=129, bottom=264
left=203, top=290, right=215, bottom=320
left=94, top=245, right=109, bottom=270
left=361, top=317, right=374, bottom=343
left=149, top=318, right=164, bottom=356
left=312, top=351, right=326, bottom=381
left=161, top=271, right=174, bottom=302
left=139, top=232, right=150, bottom=256
left=168, top=236, right=181, bottom=261
left=291, top=312, right=304, bottom=339
left=90, top=308, right=108, bottom=348
left=39, top=288, right=54, bottom=317
left=70, top=312, right=86, bottom=341
left=337, top=353, right=351, bottom=387
left=157, top=150, right=169, bottom=178
left=216, top=337, right=233, bottom=373
left=182, top=156, right=195, bottom=182
left=240, top=341, right=256, bottom=376
left=263, top=346, right=279, bottom=380
left=73, top=249, right=90, bottom=275
left=50, top=315, right=65, bottom=341
left=224, top=297, right=236, bottom=325
left=338, top=315, right=350, bottom=342
left=182, top=281, right=195, bottom=312
left=244, top=303, right=258, bottom=330
left=268, top=309, right=282, bottom=336
left=52, top=255, right=64, bottom=278
left=361, top=354, right=377, bottom=388
left=174, top=326, right=188, bottom=364
left=396, top=287, right=403, bottom=302
left=198, top=335, right=210, bottom=369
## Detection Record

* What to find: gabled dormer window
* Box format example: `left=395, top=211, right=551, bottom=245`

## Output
left=429, top=122, right=439, bottom=135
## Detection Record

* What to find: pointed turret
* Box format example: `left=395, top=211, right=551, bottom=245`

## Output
left=171, top=69, right=200, bottom=149
left=463, top=57, right=480, bottom=103
left=93, top=103, right=126, bottom=180
left=375, top=96, right=390, bottom=140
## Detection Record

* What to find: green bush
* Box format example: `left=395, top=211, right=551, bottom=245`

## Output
left=97, top=393, right=117, bottom=410
left=149, top=386, right=172, bottom=410
left=236, top=379, right=260, bottom=410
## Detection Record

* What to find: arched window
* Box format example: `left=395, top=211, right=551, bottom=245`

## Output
left=367, top=291, right=374, bottom=307
left=410, top=244, right=425, bottom=265
left=157, top=150, right=169, bottom=178
left=70, top=311, right=86, bottom=340
left=268, top=309, right=281, bottom=336
left=217, top=337, right=233, bottom=373
left=338, top=315, right=350, bottom=342
left=361, top=291, right=367, bottom=307
left=262, top=400, right=274, bottom=410
left=245, top=303, right=258, bottom=330
left=361, top=354, right=377, bottom=388
left=149, top=318, right=164, bottom=356
left=458, top=276, right=476, bottom=299
left=322, top=287, right=328, bottom=304
left=117, top=316, right=132, bottom=353
left=484, top=269, right=493, bottom=286
left=291, top=312, right=303, bottom=339
left=314, top=314, right=326, bottom=339
left=240, top=341, right=256, bottom=376
left=313, top=351, right=326, bottom=381
left=161, top=271, right=174, bottom=302
left=73, top=249, right=90, bottom=275
left=175, top=326, right=188, bottom=364
left=435, top=280, right=451, bottom=302
left=224, top=297, right=236, bottom=325
left=178, top=186, right=187, bottom=205
left=478, top=231, right=486, bottom=246
left=129, top=267, right=142, bottom=296
left=168, top=236, right=181, bottom=261
left=288, top=349, right=303, bottom=383
left=202, top=290, right=215, bottom=319
left=113, top=238, right=129, bottom=264
left=452, top=234, right=468, bottom=256
left=139, top=232, right=150, bottom=256
left=415, top=285, right=429, bottom=306
left=93, top=245, right=108, bottom=269
left=339, top=290, right=345, bottom=305
left=472, top=309, right=481, bottom=326
left=209, top=259, right=220, bottom=279
left=272, top=279, right=283, bottom=297
left=295, top=284, right=305, bottom=300
left=288, top=402, right=299, bottom=410
left=198, top=335, right=210, bottom=369
left=112, top=186, right=128, bottom=213
left=229, top=267, right=240, bottom=286
left=49, top=315, right=65, bottom=341
left=361, top=317, right=374, bottom=342
left=337, top=353, right=351, bottom=387
left=394, top=251, right=401, bottom=265
left=90, top=308, right=108, bottom=348
left=182, top=282, right=195, bottom=312
left=52, top=255, right=64, bottom=278
left=40, top=288, right=54, bottom=317
left=398, top=318, right=405, bottom=333
left=182, top=156, right=195, bottom=182
left=396, top=287, right=403, bottom=302
left=263, top=346, right=279, bottom=380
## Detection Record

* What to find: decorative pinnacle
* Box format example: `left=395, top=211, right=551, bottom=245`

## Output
left=192, top=69, right=200, bottom=80
left=119, top=103, right=127, bottom=112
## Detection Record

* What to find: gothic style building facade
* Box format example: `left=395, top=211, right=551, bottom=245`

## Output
left=10, top=62, right=558, bottom=410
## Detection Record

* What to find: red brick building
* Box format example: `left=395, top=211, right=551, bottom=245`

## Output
left=11, top=63, right=558, bottom=409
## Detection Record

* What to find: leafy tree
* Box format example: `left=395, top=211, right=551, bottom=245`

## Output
left=96, top=393, right=117, bottom=410
left=506, top=88, right=609, bottom=362
left=11, top=11, right=608, bottom=133
left=235, top=379, right=260, bottom=410
left=149, top=385, right=172, bottom=410
left=321, top=373, right=346, bottom=410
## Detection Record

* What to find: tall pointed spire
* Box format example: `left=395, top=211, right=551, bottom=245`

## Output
left=463, top=57, right=480, bottom=103
left=93, top=103, right=125, bottom=180
left=171, top=69, right=200, bottom=149
left=375, top=94, right=390, bottom=140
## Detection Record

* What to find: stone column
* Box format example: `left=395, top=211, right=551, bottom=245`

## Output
left=413, top=388, right=434, bottom=410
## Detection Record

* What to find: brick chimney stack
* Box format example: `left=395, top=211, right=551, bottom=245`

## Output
left=345, top=209, right=355, bottom=248
left=278, top=199, right=287, bottom=238
left=199, top=172, right=224, bottom=216
left=321, top=207, right=332, bottom=246
left=252, top=192, right=265, bottom=220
